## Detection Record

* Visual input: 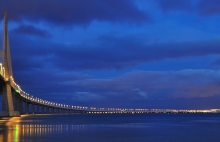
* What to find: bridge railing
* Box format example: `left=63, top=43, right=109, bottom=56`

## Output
left=9, top=76, right=73, bottom=109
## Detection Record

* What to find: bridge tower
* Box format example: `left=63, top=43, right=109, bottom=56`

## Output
left=0, top=12, right=20, bottom=116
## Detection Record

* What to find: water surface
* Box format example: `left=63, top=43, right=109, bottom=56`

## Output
left=0, top=113, right=220, bottom=142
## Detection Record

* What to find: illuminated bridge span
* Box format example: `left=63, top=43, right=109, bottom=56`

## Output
left=0, top=12, right=219, bottom=117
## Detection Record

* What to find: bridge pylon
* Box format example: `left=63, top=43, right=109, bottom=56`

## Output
left=0, top=12, right=20, bottom=117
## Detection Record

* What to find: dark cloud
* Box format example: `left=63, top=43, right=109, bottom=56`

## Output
left=212, top=57, right=220, bottom=65
left=198, top=0, right=220, bottom=16
left=0, top=0, right=151, bottom=25
left=156, top=0, right=220, bottom=17
left=70, top=69, right=220, bottom=108
left=9, top=33, right=220, bottom=71
left=78, top=70, right=220, bottom=98
left=12, top=25, right=51, bottom=38
left=53, top=35, right=220, bottom=71
left=156, top=0, right=193, bottom=12
left=53, top=37, right=220, bottom=70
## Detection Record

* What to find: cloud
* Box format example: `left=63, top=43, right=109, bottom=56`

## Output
left=72, top=92, right=103, bottom=101
left=14, top=68, right=220, bottom=108
left=9, top=32, right=220, bottom=71
left=155, top=0, right=220, bottom=17
left=198, top=0, right=220, bottom=16
left=156, top=0, right=193, bottom=12
left=0, top=0, right=151, bottom=25
left=50, top=36, right=220, bottom=70
left=12, top=25, right=51, bottom=38
left=76, top=69, right=220, bottom=99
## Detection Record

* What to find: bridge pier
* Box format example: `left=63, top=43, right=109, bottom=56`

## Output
left=37, top=105, right=39, bottom=114
left=25, top=102, right=29, bottom=114
left=15, top=96, right=19, bottom=111
left=41, top=106, right=44, bottom=113
left=31, top=103, right=34, bottom=114
left=0, top=82, right=20, bottom=116
left=20, top=99, right=23, bottom=113
left=46, top=107, right=49, bottom=113
left=42, top=106, right=45, bottom=113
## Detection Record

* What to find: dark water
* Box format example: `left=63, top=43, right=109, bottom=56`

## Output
left=0, top=113, right=220, bottom=142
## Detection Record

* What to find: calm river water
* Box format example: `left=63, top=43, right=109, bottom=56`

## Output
left=0, top=113, right=220, bottom=142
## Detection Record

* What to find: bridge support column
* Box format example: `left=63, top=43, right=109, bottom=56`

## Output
left=46, top=107, right=49, bottom=113
left=40, top=106, right=42, bottom=113
left=37, top=105, right=39, bottom=114
left=43, top=106, right=45, bottom=113
left=12, top=94, right=16, bottom=110
left=0, top=82, right=20, bottom=116
left=31, top=104, right=34, bottom=114
left=19, top=99, right=23, bottom=114
left=25, top=102, right=29, bottom=114
left=16, top=96, right=20, bottom=111
left=25, top=102, right=28, bottom=113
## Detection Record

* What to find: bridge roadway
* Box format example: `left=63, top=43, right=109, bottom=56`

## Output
left=1, top=76, right=94, bottom=114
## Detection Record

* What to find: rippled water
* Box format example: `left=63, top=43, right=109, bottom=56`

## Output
left=1, top=113, right=220, bottom=142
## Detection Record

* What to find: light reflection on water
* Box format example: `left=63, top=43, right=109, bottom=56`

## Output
left=0, top=115, right=152, bottom=142
left=1, top=114, right=220, bottom=142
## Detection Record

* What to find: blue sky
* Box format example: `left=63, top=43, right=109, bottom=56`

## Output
left=1, top=0, right=220, bottom=109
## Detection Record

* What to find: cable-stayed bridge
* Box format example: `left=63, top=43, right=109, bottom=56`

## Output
left=0, top=12, right=219, bottom=117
